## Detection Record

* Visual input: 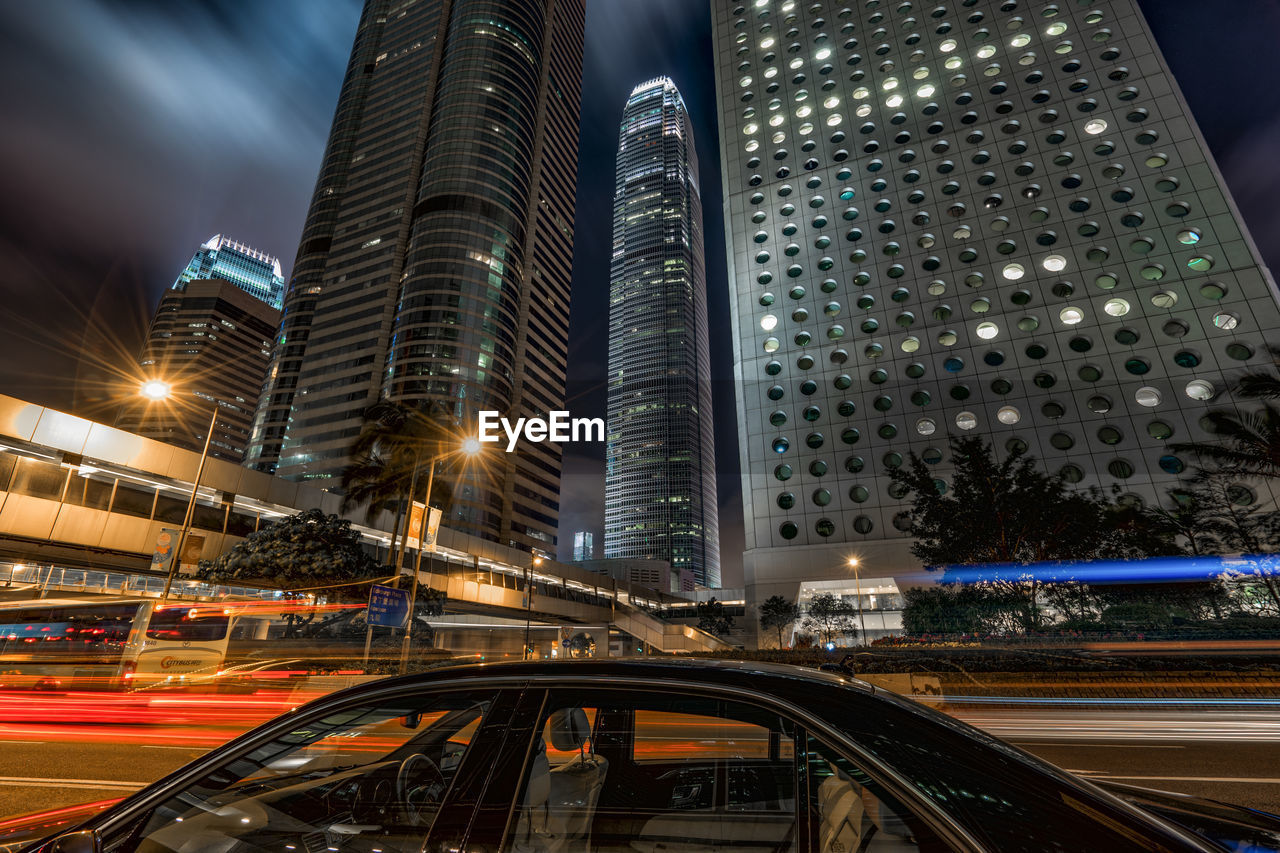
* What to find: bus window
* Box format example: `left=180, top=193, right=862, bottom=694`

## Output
left=146, top=607, right=229, bottom=642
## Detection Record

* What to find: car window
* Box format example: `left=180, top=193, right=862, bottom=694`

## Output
left=804, top=735, right=955, bottom=853
left=833, top=691, right=1181, bottom=851
left=506, top=692, right=799, bottom=853
left=101, top=689, right=496, bottom=853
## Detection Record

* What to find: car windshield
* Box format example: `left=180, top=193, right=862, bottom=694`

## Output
left=107, top=689, right=494, bottom=852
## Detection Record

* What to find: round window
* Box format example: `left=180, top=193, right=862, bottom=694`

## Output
left=955, top=411, right=978, bottom=430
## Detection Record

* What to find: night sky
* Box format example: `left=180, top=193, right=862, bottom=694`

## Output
left=1, top=1, right=1278, bottom=587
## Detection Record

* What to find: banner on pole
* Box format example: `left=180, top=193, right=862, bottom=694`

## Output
left=423, top=507, right=442, bottom=553
left=405, top=501, right=426, bottom=550
left=151, top=528, right=180, bottom=575
left=178, top=533, right=206, bottom=575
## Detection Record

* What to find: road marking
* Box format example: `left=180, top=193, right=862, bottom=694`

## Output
left=0, top=740, right=44, bottom=745
left=1095, top=775, right=1280, bottom=785
left=1013, top=742, right=1184, bottom=749
left=0, top=776, right=146, bottom=790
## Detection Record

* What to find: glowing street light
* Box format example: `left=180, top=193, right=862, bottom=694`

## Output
left=844, top=555, right=865, bottom=640
left=140, top=380, right=217, bottom=600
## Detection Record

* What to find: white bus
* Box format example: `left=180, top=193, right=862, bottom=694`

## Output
left=0, top=598, right=233, bottom=689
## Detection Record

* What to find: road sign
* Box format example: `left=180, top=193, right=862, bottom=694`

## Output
left=367, top=584, right=410, bottom=628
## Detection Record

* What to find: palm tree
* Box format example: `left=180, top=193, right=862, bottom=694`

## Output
left=1233, top=345, right=1280, bottom=401
left=1169, top=403, right=1280, bottom=480
left=340, top=399, right=459, bottom=566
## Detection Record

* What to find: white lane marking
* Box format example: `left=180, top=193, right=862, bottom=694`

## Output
left=0, top=776, right=146, bottom=789
left=1096, top=775, right=1280, bottom=785
left=1012, top=742, right=1184, bottom=749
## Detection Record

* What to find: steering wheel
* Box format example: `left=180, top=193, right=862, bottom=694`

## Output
left=396, top=753, right=447, bottom=826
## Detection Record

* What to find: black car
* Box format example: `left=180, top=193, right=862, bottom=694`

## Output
left=9, top=658, right=1280, bottom=853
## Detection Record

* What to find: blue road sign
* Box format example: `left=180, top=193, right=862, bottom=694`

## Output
left=367, top=584, right=410, bottom=628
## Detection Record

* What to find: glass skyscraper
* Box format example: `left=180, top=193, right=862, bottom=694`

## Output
left=605, top=77, right=721, bottom=588
left=711, top=1, right=1280, bottom=606
left=175, top=235, right=285, bottom=311
left=247, top=0, right=585, bottom=553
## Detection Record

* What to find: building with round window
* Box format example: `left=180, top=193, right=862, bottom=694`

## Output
left=711, top=0, right=1280, bottom=630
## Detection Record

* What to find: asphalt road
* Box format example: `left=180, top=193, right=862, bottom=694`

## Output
left=2, top=708, right=1279, bottom=824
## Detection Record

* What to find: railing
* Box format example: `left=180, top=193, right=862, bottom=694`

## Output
left=0, top=563, right=290, bottom=602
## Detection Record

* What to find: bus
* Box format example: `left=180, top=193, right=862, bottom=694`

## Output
left=0, top=598, right=233, bottom=690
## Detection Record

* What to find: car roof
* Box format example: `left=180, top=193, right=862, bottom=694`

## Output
left=365, top=656, right=876, bottom=704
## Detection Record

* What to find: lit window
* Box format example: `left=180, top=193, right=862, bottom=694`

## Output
left=939, top=39, right=957, bottom=53
left=1135, top=387, right=1161, bottom=407
left=853, top=86, right=870, bottom=99
left=944, top=56, right=963, bottom=70
left=916, top=417, right=937, bottom=435
left=976, top=321, right=999, bottom=340
left=882, top=77, right=899, bottom=90
left=1001, top=263, right=1025, bottom=280
left=746, top=140, right=760, bottom=152
left=826, top=114, right=843, bottom=127
left=760, top=37, right=776, bottom=49
left=789, top=57, right=804, bottom=70
left=744, top=123, right=760, bottom=135
left=1151, top=290, right=1178, bottom=309
left=1059, top=306, right=1084, bottom=325
left=761, top=314, right=778, bottom=331
left=886, top=93, right=904, bottom=108
left=772, top=131, right=786, bottom=143
left=769, top=114, right=785, bottom=127
left=912, top=67, right=930, bottom=80
left=955, top=411, right=978, bottom=430
left=796, top=105, right=813, bottom=118
left=739, top=75, right=753, bottom=88
left=1083, top=118, right=1108, bottom=135
left=763, top=337, right=780, bottom=353
left=1041, top=254, right=1067, bottom=272
left=764, top=67, right=779, bottom=78
left=901, top=336, right=921, bottom=353
left=976, top=45, right=996, bottom=59
left=823, top=95, right=839, bottom=109
left=997, top=406, right=1021, bottom=425
left=1213, top=311, right=1239, bottom=331
left=1185, top=380, right=1215, bottom=401
left=1045, top=22, right=1068, bottom=36
left=1187, top=255, right=1214, bottom=272
left=1010, top=33, right=1031, bottom=47
left=916, top=83, right=936, bottom=97
left=1176, top=228, right=1201, bottom=245
left=856, top=104, right=873, bottom=117
left=1103, top=298, right=1130, bottom=317
left=816, top=47, right=832, bottom=61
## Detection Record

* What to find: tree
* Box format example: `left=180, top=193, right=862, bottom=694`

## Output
left=696, top=597, right=735, bottom=637
left=758, top=595, right=800, bottom=648
left=890, top=436, right=1143, bottom=632
left=1169, top=404, right=1280, bottom=480
left=340, top=400, right=461, bottom=565
left=197, top=508, right=382, bottom=599
left=803, top=593, right=859, bottom=646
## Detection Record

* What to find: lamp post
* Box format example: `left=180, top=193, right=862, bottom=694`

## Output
left=848, top=557, right=867, bottom=646
left=524, top=555, right=542, bottom=660
left=399, top=436, right=482, bottom=673
left=140, top=380, right=217, bottom=601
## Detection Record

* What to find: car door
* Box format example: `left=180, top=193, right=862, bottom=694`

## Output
left=64, top=682, right=524, bottom=853
left=471, top=683, right=965, bottom=853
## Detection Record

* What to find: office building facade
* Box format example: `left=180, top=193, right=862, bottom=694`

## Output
left=605, top=77, right=721, bottom=587
left=247, top=0, right=586, bottom=553
left=711, top=0, right=1280, bottom=603
left=118, top=279, right=279, bottom=462
left=175, top=235, right=286, bottom=311
left=572, top=530, right=594, bottom=562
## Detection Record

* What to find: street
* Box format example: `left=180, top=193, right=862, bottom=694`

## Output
left=2, top=706, right=1280, bottom=823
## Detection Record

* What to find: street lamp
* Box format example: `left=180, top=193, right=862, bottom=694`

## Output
left=141, top=380, right=217, bottom=600
left=399, top=436, right=482, bottom=673
left=848, top=557, right=867, bottom=646
left=524, top=555, right=543, bottom=660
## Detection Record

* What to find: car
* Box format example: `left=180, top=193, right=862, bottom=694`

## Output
left=3, top=658, right=1279, bottom=853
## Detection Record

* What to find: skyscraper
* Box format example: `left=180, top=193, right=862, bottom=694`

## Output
left=247, top=0, right=585, bottom=552
left=117, top=279, right=279, bottom=462
left=572, top=530, right=594, bottom=562
left=175, top=235, right=286, bottom=311
left=605, top=77, right=721, bottom=588
left=712, top=1, right=1280, bottom=604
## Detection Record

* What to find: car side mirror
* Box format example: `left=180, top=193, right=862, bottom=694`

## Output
left=45, top=830, right=100, bottom=853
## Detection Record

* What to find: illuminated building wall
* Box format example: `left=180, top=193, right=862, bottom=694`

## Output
left=117, top=279, right=278, bottom=462
left=605, top=77, right=721, bottom=588
left=175, top=235, right=286, bottom=311
left=711, top=0, right=1280, bottom=601
left=247, top=0, right=586, bottom=553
